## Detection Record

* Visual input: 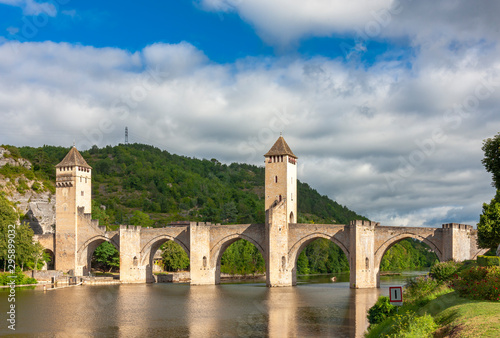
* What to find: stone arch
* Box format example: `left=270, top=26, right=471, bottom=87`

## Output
left=76, top=235, right=120, bottom=275
left=210, top=234, right=266, bottom=284
left=288, top=233, right=350, bottom=285
left=374, top=233, right=443, bottom=273
left=139, top=235, right=190, bottom=267
left=44, top=249, right=55, bottom=270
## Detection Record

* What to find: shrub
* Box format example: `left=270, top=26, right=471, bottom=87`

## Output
left=0, top=270, right=38, bottom=286
left=477, top=255, right=500, bottom=267
left=368, top=296, right=396, bottom=325
left=404, top=275, right=439, bottom=304
left=430, top=261, right=461, bottom=282
left=387, top=312, right=437, bottom=338
left=451, top=266, right=500, bottom=301
left=31, top=181, right=42, bottom=192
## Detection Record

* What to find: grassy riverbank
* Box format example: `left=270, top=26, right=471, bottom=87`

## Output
left=367, top=289, right=500, bottom=337
left=366, top=260, right=500, bottom=337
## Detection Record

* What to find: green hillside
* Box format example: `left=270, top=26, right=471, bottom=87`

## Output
left=18, top=143, right=368, bottom=227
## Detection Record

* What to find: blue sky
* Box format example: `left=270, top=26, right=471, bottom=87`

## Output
left=0, top=0, right=499, bottom=228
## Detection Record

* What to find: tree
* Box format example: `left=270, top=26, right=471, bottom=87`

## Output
left=477, top=193, right=500, bottom=251
left=129, top=210, right=154, bottom=227
left=160, top=241, right=189, bottom=271
left=482, top=133, right=500, bottom=190
left=0, top=194, right=47, bottom=271
left=92, top=242, right=120, bottom=272
left=478, top=133, right=500, bottom=254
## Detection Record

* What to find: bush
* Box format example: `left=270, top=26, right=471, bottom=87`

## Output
left=368, top=296, right=396, bottom=325
left=0, top=270, right=38, bottom=286
left=451, top=266, right=500, bottom=301
left=405, top=275, right=439, bottom=304
left=387, top=312, right=437, bottom=338
left=430, top=261, right=461, bottom=282
left=477, top=255, right=500, bottom=267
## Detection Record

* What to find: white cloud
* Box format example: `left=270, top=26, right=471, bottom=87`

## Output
left=198, top=0, right=500, bottom=49
left=0, top=40, right=498, bottom=228
left=0, top=0, right=57, bottom=17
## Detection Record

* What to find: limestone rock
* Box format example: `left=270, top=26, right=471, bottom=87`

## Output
left=0, top=146, right=55, bottom=234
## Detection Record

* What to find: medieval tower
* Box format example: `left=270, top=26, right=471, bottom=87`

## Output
left=264, top=135, right=298, bottom=223
left=54, top=146, right=92, bottom=272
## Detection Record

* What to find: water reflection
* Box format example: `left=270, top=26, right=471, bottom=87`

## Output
left=1, top=278, right=405, bottom=337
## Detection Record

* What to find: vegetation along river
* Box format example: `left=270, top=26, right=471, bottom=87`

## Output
left=0, top=271, right=428, bottom=337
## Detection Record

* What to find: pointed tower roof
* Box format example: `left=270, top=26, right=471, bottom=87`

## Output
left=264, top=136, right=297, bottom=159
left=55, top=146, right=92, bottom=169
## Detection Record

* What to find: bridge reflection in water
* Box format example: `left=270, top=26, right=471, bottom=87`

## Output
left=5, top=282, right=383, bottom=337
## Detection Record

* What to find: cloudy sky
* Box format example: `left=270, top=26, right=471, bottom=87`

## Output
left=0, top=0, right=499, bottom=227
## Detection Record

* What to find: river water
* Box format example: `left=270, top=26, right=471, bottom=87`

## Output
left=0, top=272, right=426, bottom=337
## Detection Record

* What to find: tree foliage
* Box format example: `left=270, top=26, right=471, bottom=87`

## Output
left=0, top=194, right=47, bottom=271
left=482, top=132, right=500, bottom=190
left=92, top=242, right=119, bottom=272
left=477, top=193, right=500, bottom=250
left=380, top=239, right=438, bottom=271
left=220, top=240, right=265, bottom=275
left=160, top=241, right=190, bottom=271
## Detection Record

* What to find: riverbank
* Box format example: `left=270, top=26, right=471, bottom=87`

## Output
left=366, top=261, right=500, bottom=337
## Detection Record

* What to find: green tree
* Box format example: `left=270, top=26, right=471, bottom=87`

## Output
left=160, top=241, right=190, bottom=271
left=92, top=242, right=120, bottom=272
left=129, top=210, right=154, bottom=227
left=482, top=132, right=500, bottom=190
left=477, top=193, right=500, bottom=251
left=0, top=194, right=47, bottom=271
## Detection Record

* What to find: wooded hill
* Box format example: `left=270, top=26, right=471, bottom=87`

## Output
left=17, top=143, right=368, bottom=227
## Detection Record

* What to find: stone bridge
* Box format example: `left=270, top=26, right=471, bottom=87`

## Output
left=56, top=200, right=485, bottom=288
left=44, top=139, right=487, bottom=288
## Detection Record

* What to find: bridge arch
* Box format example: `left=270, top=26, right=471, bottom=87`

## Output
left=374, top=232, right=443, bottom=275
left=139, top=235, right=190, bottom=267
left=288, top=233, right=350, bottom=285
left=210, top=234, right=266, bottom=284
left=139, top=235, right=190, bottom=283
left=76, top=235, right=120, bottom=275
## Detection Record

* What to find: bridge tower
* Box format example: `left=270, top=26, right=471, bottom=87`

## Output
left=54, top=146, right=92, bottom=273
left=265, top=135, right=297, bottom=286
left=264, top=135, right=297, bottom=222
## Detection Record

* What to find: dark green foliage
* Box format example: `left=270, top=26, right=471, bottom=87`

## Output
left=0, top=268, right=37, bottom=285
left=92, top=242, right=119, bottom=272
left=430, top=261, right=461, bottom=282
left=482, top=132, right=500, bottom=190
left=380, top=239, right=439, bottom=271
left=297, top=239, right=349, bottom=274
left=477, top=255, right=500, bottom=267
left=220, top=240, right=265, bottom=275
left=160, top=241, right=190, bottom=271
left=477, top=192, right=500, bottom=250
left=368, top=296, right=396, bottom=325
left=0, top=194, right=47, bottom=272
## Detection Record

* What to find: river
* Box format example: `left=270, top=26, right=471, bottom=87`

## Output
left=0, top=271, right=427, bottom=337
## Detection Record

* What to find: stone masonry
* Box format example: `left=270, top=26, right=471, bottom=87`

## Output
left=40, top=138, right=487, bottom=287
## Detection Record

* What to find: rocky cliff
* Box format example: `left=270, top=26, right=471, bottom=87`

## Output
left=0, top=146, right=55, bottom=234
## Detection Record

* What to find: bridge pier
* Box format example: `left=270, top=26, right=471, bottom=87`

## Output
left=266, top=200, right=293, bottom=287
left=442, top=223, right=474, bottom=261
left=119, top=225, right=147, bottom=283
left=349, top=220, right=378, bottom=289
left=190, top=222, right=217, bottom=285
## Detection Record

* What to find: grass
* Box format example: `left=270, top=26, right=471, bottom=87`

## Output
left=367, top=290, right=500, bottom=337
left=429, top=292, right=500, bottom=337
